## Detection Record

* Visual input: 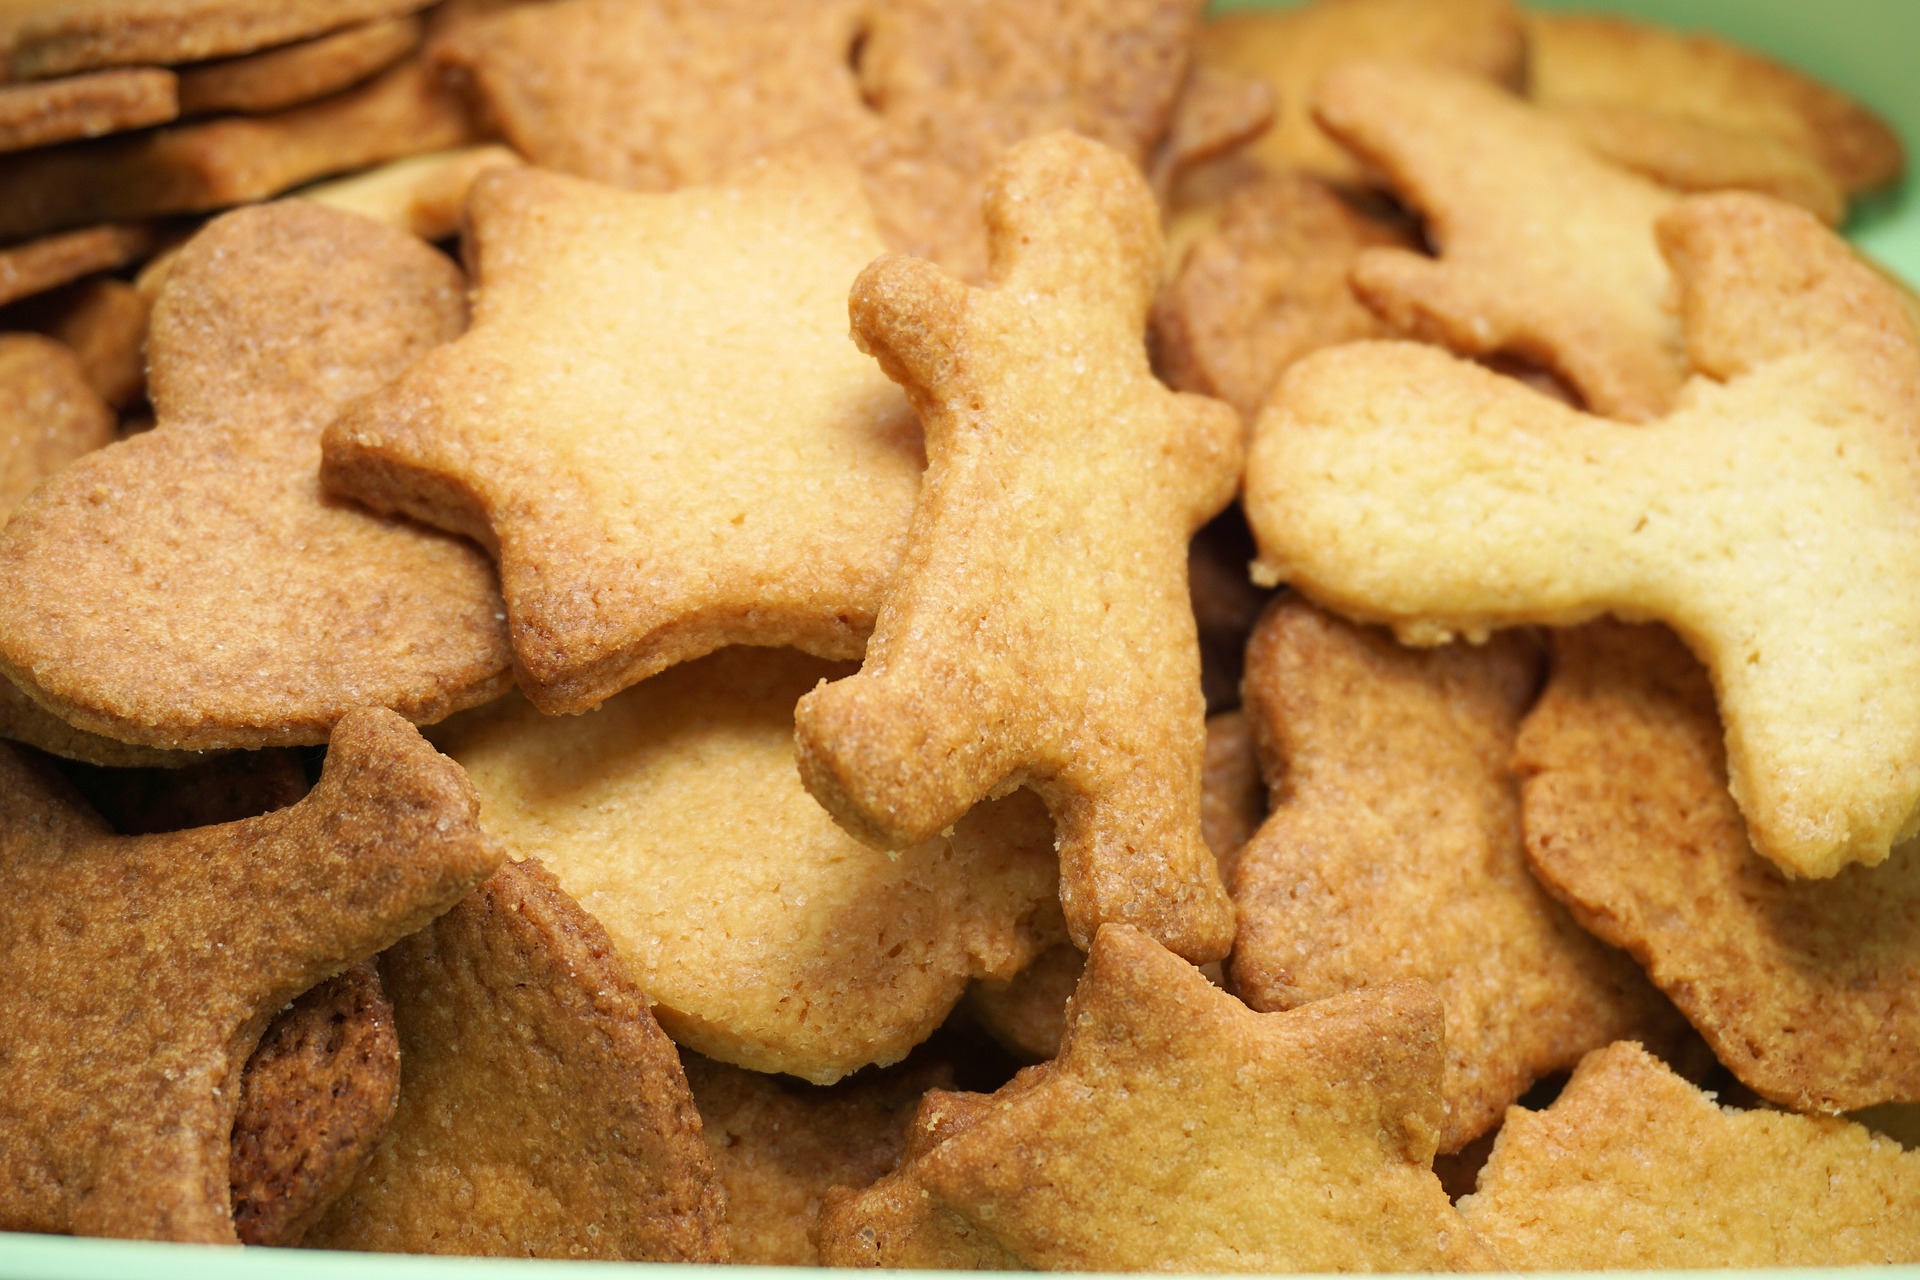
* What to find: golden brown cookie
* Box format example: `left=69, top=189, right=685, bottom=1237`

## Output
left=1154, top=172, right=1413, bottom=423
left=1232, top=599, right=1683, bottom=1152
left=1194, top=0, right=1524, bottom=186
left=229, top=961, right=399, bottom=1247
left=1457, top=1041, right=1920, bottom=1267
left=0, top=331, right=114, bottom=524
left=794, top=133, right=1240, bottom=965
left=0, top=201, right=510, bottom=751
left=0, top=706, right=501, bottom=1242
left=59, top=745, right=307, bottom=834
left=1314, top=61, right=1684, bottom=421
left=175, top=14, right=422, bottom=116
left=0, top=67, right=176, bottom=152
left=1147, top=64, right=1276, bottom=204
left=8, top=0, right=434, bottom=79
left=1246, top=194, right=1920, bottom=881
left=0, top=222, right=157, bottom=308
left=323, top=161, right=919, bottom=714
left=1526, top=11, right=1905, bottom=199
left=840, top=924, right=1496, bottom=1270
left=8, top=275, right=149, bottom=407
left=0, top=58, right=471, bottom=242
left=298, top=143, right=521, bottom=241
left=434, top=646, right=1062, bottom=1084
left=1517, top=622, right=1920, bottom=1113
left=305, top=859, right=728, bottom=1262
left=686, top=1051, right=951, bottom=1265
left=0, top=677, right=207, bottom=767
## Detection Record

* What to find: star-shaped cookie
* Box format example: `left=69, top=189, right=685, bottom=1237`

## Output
left=1246, top=193, right=1920, bottom=880
left=793, top=132, right=1242, bottom=964
left=834, top=924, right=1497, bottom=1271
left=324, top=160, right=922, bottom=714
left=0, top=707, right=501, bottom=1242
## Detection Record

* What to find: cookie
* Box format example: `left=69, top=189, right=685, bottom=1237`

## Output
left=324, top=160, right=919, bottom=713
left=1516, top=621, right=1920, bottom=1113
left=1231, top=599, right=1685, bottom=1152
left=1154, top=172, right=1413, bottom=423
left=0, top=58, right=472, bottom=242
left=685, top=1051, right=952, bottom=1265
left=176, top=14, right=423, bottom=116
left=0, top=706, right=501, bottom=1242
left=0, top=67, right=176, bottom=153
left=1457, top=1041, right=1920, bottom=1267
left=0, top=677, right=206, bottom=767
left=1245, top=193, right=1920, bottom=881
left=7, top=275, right=149, bottom=407
left=229, top=962, right=399, bottom=1247
left=432, top=646, right=1062, bottom=1084
left=1147, top=64, right=1276, bottom=204
left=1525, top=11, right=1905, bottom=199
left=1199, top=708, right=1265, bottom=879
left=1314, top=61, right=1685, bottom=421
left=1193, top=0, right=1524, bottom=186
left=1187, top=505, right=1274, bottom=713
left=304, top=859, right=728, bottom=1262
left=58, top=745, right=308, bottom=834
left=0, top=222, right=157, bottom=308
left=299, top=143, right=521, bottom=241
left=794, top=133, right=1241, bottom=965
left=836, top=924, right=1496, bottom=1270
left=0, top=331, right=114, bottom=524
left=8, top=0, right=434, bottom=79
left=0, top=200, right=511, bottom=751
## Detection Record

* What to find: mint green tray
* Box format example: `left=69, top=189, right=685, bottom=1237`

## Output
left=5, top=1, right=1918, bottom=1276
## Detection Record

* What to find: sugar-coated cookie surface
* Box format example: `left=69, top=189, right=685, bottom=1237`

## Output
left=1458, top=1041, right=1920, bottom=1267
left=1517, top=622, right=1920, bottom=1113
left=1194, top=0, right=1523, bottom=187
left=1314, top=61, right=1684, bottom=421
left=795, top=132, right=1240, bottom=965
left=307, top=859, right=726, bottom=1261
left=0, top=201, right=510, bottom=751
left=1247, top=193, right=1920, bottom=881
left=0, top=707, right=501, bottom=1243
left=1232, top=600, right=1684, bottom=1152
left=858, top=926, right=1497, bottom=1271
left=435, top=647, right=1061, bottom=1084
left=325, top=161, right=921, bottom=714
left=228, top=962, right=399, bottom=1247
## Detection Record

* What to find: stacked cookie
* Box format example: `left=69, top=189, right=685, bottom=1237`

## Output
left=0, top=0, right=1917, bottom=1269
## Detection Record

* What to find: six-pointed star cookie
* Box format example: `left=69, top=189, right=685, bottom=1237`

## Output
left=0, top=707, right=502, bottom=1243
left=793, top=132, right=1242, bottom=965
left=324, top=160, right=923, bottom=714
left=1246, top=193, right=1920, bottom=881
left=889, top=925, right=1497, bottom=1271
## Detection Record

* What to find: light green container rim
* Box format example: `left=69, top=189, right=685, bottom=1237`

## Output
left=5, top=1, right=1918, bottom=1276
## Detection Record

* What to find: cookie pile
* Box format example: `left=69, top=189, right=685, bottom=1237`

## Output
left=0, top=0, right=1917, bottom=1268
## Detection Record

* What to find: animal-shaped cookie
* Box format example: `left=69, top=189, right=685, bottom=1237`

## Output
left=305, top=859, right=727, bottom=1261
left=826, top=924, right=1496, bottom=1271
left=0, top=707, right=501, bottom=1242
left=323, top=160, right=920, bottom=714
left=793, top=132, right=1241, bottom=965
left=1517, top=622, right=1920, bottom=1113
left=1313, top=61, right=1684, bottom=421
left=1233, top=599, right=1684, bottom=1151
left=1457, top=1042, right=1920, bottom=1267
left=433, top=646, right=1061, bottom=1083
left=1245, top=193, right=1920, bottom=881
left=0, top=200, right=510, bottom=752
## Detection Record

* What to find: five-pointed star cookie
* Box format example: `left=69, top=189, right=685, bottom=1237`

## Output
left=1246, top=193, right=1920, bottom=881
left=324, top=160, right=922, bottom=714
left=1314, top=60, right=1684, bottom=421
left=0, top=707, right=502, bottom=1243
left=1232, top=599, right=1686, bottom=1152
left=843, top=924, right=1497, bottom=1271
left=793, top=132, right=1242, bottom=965
left=0, top=200, right=511, bottom=752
